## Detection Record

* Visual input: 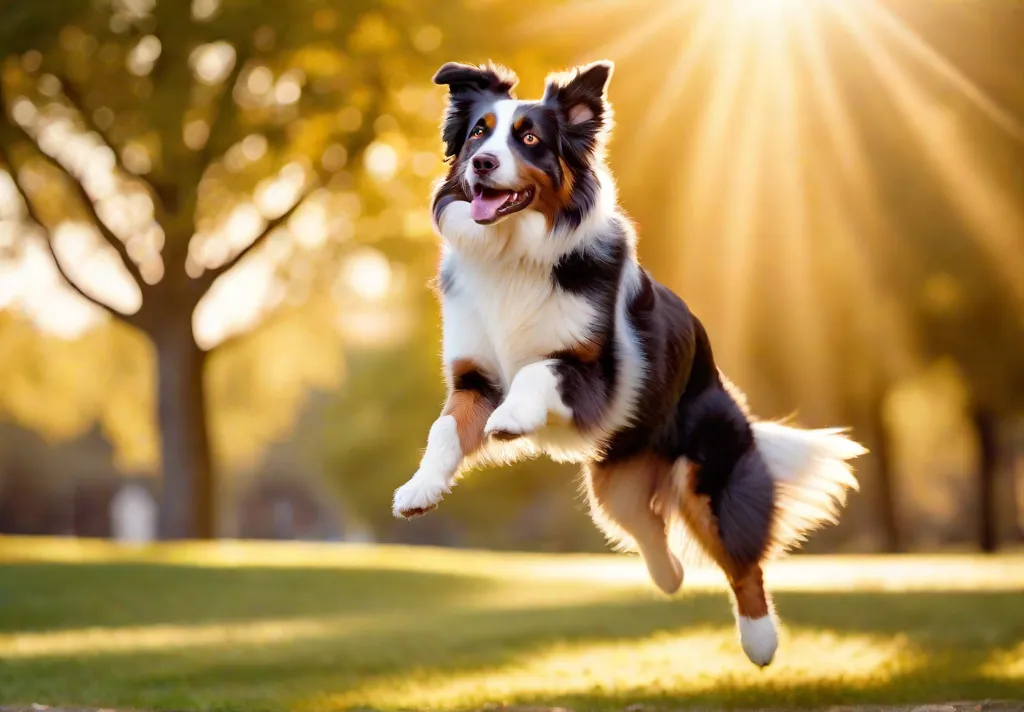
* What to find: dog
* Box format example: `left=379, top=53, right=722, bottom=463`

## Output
left=392, top=59, right=866, bottom=667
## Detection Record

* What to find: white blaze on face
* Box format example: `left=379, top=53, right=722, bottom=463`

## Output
left=464, top=99, right=524, bottom=189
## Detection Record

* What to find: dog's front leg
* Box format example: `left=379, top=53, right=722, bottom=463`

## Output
left=393, top=360, right=500, bottom=519
left=484, top=360, right=574, bottom=440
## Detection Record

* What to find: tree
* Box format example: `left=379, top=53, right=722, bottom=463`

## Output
left=0, top=0, right=452, bottom=538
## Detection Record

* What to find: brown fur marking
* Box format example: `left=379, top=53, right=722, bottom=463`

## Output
left=448, top=357, right=480, bottom=384
left=677, top=461, right=770, bottom=617
left=588, top=455, right=682, bottom=594
left=731, top=564, right=770, bottom=618
left=517, top=161, right=577, bottom=230
left=445, top=358, right=498, bottom=455
left=557, top=158, right=575, bottom=203
left=677, top=461, right=736, bottom=575
left=443, top=390, right=492, bottom=455
left=565, top=337, right=602, bottom=364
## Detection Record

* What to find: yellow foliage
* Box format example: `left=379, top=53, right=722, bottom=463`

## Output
left=347, top=13, right=399, bottom=54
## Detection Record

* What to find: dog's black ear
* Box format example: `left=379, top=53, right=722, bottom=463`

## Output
left=433, top=62, right=518, bottom=159
left=543, top=61, right=614, bottom=160
left=433, top=62, right=518, bottom=95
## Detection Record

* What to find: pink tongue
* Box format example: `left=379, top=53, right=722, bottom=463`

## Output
left=471, top=191, right=511, bottom=222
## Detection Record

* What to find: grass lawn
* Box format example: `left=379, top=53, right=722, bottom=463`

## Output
left=0, top=537, right=1022, bottom=711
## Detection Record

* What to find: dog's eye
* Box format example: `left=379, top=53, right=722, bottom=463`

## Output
left=522, top=133, right=539, bottom=146
left=470, top=125, right=486, bottom=138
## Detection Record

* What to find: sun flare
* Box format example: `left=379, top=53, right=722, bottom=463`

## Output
left=526, top=0, right=1024, bottom=403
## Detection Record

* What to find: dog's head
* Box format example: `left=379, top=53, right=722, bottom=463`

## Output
left=432, top=60, right=614, bottom=230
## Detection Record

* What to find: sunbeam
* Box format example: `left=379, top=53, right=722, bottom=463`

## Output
left=584, top=0, right=696, bottom=62
left=525, top=0, right=1024, bottom=402
left=791, top=3, right=921, bottom=383
left=867, top=0, right=1024, bottom=144
left=621, top=2, right=721, bottom=167
left=830, top=0, right=1024, bottom=307
left=763, top=5, right=836, bottom=415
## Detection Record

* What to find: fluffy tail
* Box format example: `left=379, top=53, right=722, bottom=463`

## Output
left=752, top=421, right=867, bottom=556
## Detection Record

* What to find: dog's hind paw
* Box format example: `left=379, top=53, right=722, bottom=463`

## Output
left=738, top=615, right=778, bottom=667
left=392, top=476, right=449, bottom=519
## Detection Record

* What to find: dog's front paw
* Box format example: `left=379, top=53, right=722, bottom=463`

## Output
left=393, top=476, right=449, bottom=519
left=485, top=397, right=547, bottom=441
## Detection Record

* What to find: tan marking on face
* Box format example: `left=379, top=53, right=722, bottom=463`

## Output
left=517, top=160, right=577, bottom=230
left=483, top=113, right=496, bottom=130
left=557, top=158, right=575, bottom=202
left=512, top=115, right=525, bottom=131
left=444, top=358, right=498, bottom=455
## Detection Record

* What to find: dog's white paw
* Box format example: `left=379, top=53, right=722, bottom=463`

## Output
left=738, top=615, right=778, bottom=667
left=485, top=396, right=547, bottom=441
left=392, top=475, right=449, bottom=519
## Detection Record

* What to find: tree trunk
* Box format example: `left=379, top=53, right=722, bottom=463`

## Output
left=868, top=392, right=901, bottom=552
left=155, top=322, right=215, bottom=539
left=972, top=405, right=999, bottom=553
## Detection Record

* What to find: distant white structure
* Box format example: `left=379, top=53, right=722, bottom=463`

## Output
left=110, top=483, right=157, bottom=545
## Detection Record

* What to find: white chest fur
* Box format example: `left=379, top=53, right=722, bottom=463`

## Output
left=442, top=253, right=597, bottom=387
left=436, top=201, right=602, bottom=387
left=435, top=198, right=636, bottom=464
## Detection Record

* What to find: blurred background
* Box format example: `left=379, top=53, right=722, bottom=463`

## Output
left=0, top=0, right=1022, bottom=555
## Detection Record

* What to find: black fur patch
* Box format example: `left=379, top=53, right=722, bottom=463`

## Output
left=715, top=448, right=776, bottom=568
left=453, top=366, right=502, bottom=407
left=551, top=226, right=625, bottom=298
left=551, top=343, right=617, bottom=432
left=548, top=225, right=626, bottom=431
left=599, top=276, right=696, bottom=463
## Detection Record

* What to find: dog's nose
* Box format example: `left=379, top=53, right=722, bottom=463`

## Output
left=472, top=153, right=499, bottom=175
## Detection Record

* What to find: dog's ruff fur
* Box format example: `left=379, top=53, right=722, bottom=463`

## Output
left=393, top=59, right=867, bottom=667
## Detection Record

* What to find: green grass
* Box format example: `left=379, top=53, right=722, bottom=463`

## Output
left=0, top=538, right=1022, bottom=711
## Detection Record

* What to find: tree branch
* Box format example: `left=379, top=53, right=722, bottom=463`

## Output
left=196, top=183, right=317, bottom=294
left=57, top=75, right=130, bottom=176
left=57, top=72, right=176, bottom=218
left=200, top=299, right=292, bottom=354
left=3, top=109, right=148, bottom=291
left=199, top=43, right=251, bottom=171
left=0, top=140, right=147, bottom=331
left=193, top=62, right=384, bottom=298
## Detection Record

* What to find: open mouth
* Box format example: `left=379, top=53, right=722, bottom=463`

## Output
left=470, top=184, right=535, bottom=224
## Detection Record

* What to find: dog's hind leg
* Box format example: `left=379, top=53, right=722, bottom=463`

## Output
left=587, top=456, right=683, bottom=595
left=674, top=457, right=778, bottom=667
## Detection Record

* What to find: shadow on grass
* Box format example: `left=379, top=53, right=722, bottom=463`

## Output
left=0, top=561, right=1022, bottom=710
